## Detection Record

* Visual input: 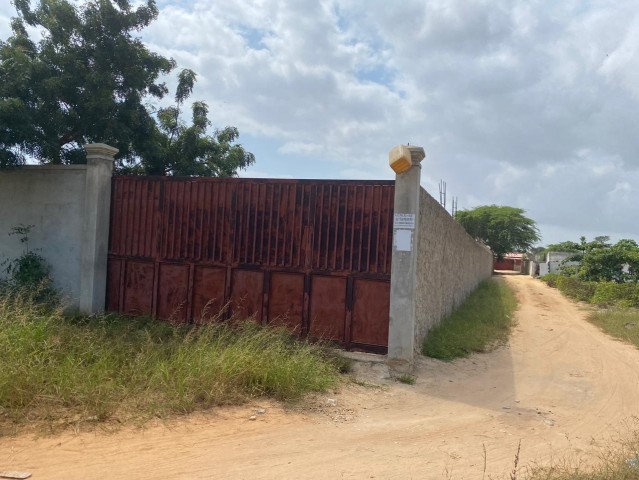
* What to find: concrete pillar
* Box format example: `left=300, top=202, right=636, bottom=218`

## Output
left=79, top=143, right=117, bottom=313
left=387, top=145, right=425, bottom=366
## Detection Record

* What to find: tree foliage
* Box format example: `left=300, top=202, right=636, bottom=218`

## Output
left=456, top=205, right=540, bottom=260
left=543, top=241, right=582, bottom=254
left=121, top=69, right=255, bottom=176
left=0, top=0, right=254, bottom=176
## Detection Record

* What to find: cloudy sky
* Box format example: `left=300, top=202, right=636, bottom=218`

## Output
left=2, top=0, right=638, bottom=245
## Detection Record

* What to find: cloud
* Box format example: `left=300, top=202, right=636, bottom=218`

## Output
left=1, top=0, right=638, bottom=244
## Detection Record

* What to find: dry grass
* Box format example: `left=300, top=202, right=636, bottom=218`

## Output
left=0, top=289, right=344, bottom=434
left=521, top=427, right=639, bottom=479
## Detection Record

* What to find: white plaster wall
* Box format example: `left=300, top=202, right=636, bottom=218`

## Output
left=0, top=166, right=87, bottom=305
left=547, top=251, right=580, bottom=274
left=539, top=263, right=549, bottom=276
left=414, top=188, right=494, bottom=350
left=528, top=261, right=539, bottom=276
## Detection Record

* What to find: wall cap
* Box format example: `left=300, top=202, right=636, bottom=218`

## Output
left=84, top=143, right=119, bottom=160
left=408, top=146, right=425, bottom=165
left=0, top=165, right=87, bottom=172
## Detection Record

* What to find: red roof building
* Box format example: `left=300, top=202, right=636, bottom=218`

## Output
left=494, top=253, right=525, bottom=271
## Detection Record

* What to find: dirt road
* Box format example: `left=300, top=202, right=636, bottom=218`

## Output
left=3, top=275, right=639, bottom=479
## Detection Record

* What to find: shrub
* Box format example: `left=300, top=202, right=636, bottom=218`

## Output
left=1, top=224, right=57, bottom=303
left=555, top=276, right=597, bottom=302
left=591, top=282, right=639, bottom=308
left=542, top=272, right=639, bottom=308
left=540, top=273, right=561, bottom=288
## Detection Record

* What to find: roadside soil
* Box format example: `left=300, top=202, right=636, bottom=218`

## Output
left=3, top=274, right=639, bottom=479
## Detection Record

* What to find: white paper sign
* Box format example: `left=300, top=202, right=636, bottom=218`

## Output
left=394, top=213, right=415, bottom=230
left=394, top=229, right=413, bottom=252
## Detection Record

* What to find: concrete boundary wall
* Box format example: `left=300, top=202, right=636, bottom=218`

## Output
left=413, top=188, right=493, bottom=349
left=387, top=145, right=493, bottom=364
left=0, top=144, right=116, bottom=312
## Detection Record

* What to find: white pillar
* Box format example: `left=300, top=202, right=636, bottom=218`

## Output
left=79, top=143, right=117, bottom=313
left=387, top=145, right=425, bottom=365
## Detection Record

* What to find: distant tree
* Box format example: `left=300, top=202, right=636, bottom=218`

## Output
left=543, top=241, right=583, bottom=254
left=456, top=205, right=540, bottom=260
left=572, top=238, right=639, bottom=283
left=0, top=0, right=254, bottom=176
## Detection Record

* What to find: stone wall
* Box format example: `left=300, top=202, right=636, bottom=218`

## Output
left=414, top=187, right=493, bottom=350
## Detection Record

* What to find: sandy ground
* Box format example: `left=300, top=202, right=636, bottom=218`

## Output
left=2, top=274, right=639, bottom=479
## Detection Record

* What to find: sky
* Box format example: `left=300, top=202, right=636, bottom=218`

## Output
left=1, top=0, right=638, bottom=246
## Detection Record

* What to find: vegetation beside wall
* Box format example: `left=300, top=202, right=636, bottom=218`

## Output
left=422, top=278, right=517, bottom=361
left=0, top=224, right=57, bottom=303
left=541, top=274, right=639, bottom=308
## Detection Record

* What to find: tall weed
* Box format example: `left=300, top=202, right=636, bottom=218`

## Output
left=0, top=291, right=341, bottom=430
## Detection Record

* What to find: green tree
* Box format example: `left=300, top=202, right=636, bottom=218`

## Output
left=0, top=0, right=254, bottom=176
left=574, top=238, right=639, bottom=283
left=0, top=0, right=173, bottom=166
left=456, top=205, right=540, bottom=260
left=543, top=241, right=583, bottom=255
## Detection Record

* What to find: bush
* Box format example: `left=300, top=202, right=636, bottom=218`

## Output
left=555, top=276, right=597, bottom=302
left=542, top=273, right=639, bottom=308
left=1, top=224, right=58, bottom=303
left=540, top=273, right=561, bottom=288
left=591, top=282, right=639, bottom=308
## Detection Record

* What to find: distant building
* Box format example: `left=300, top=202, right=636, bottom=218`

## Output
left=546, top=251, right=580, bottom=274
left=494, top=253, right=525, bottom=272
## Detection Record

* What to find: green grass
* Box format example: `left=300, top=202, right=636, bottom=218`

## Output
left=422, top=278, right=517, bottom=361
left=587, top=309, right=639, bottom=350
left=0, top=290, right=343, bottom=432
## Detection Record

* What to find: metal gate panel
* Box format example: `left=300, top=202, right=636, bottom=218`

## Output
left=122, top=261, right=154, bottom=316
left=230, top=269, right=264, bottom=322
left=157, top=264, right=189, bottom=322
left=268, top=272, right=304, bottom=332
left=109, top=177, right=160, bottom=259
left=192, top=266, right=226, bottom=323
left=107, top=177, right=394, bottom=352
left=309, top=275, right=347, bottom=343
left=351, top=279, right=391, bottom=347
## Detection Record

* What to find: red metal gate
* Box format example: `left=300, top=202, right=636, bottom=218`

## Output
left=106, top=177, right=394, bottom=352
